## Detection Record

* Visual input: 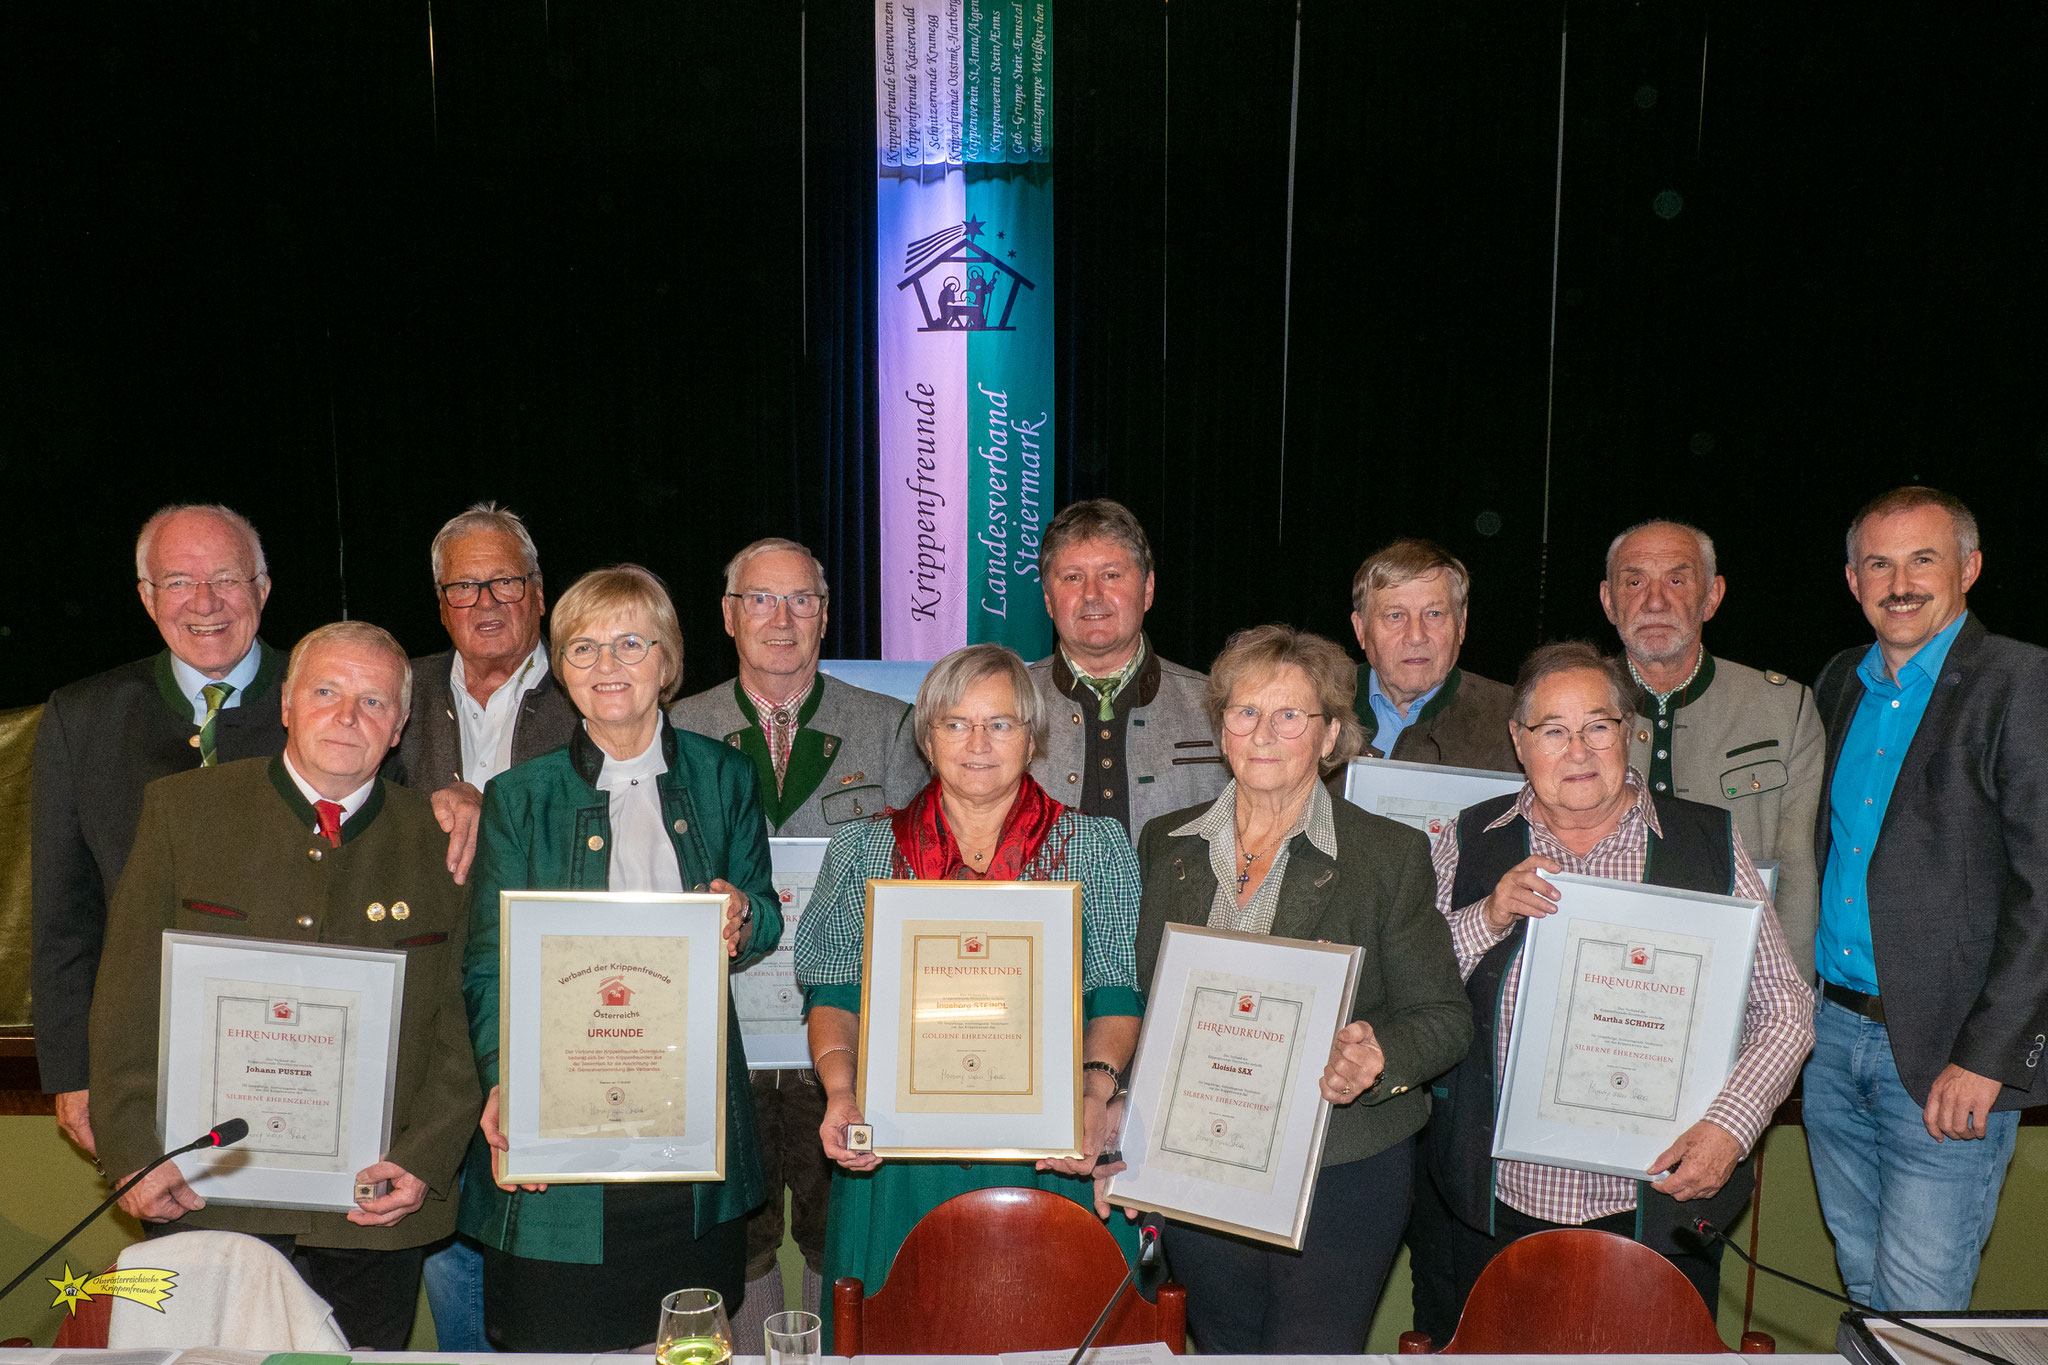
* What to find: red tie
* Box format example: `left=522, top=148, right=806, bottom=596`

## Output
left=314, top=800, right=344, bottom=848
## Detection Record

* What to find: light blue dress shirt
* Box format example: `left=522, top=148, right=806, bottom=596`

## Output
left=1817, top=612, right=1968, bottom=993
left=167, top=644, right=262, bottom=725
left=1367, top=668, right=1443, bottom=758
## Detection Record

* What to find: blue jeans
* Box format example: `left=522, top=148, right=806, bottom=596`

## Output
left=1803, top=996, right=2019, bottom=1310
left=422, top=1233, right=492, bottom=1351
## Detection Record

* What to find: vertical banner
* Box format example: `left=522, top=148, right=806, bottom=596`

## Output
left=878, top=1, right=1054, bottom=662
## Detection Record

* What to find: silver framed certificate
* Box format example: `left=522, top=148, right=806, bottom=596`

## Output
left=1341, top=756, right=1523, bottom=839
left=1755, top=860, right=1780, bottom=900
left=1106, top=924, right=1361, bottom=1249
left=737, top=838, right=830, bottom=1069
left=498, top=891, right=729, bottom=1183
left=157, top=932, right=403, bottom=1212
left=856, top=879, right=1083, bottom=1159
left=1493, top=871, right=1764, bottom=1180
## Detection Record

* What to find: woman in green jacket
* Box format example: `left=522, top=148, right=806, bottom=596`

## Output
left=459, top=565, right=780, bottom=1352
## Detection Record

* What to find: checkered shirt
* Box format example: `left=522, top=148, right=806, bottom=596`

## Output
left=793, top=807, right=1143, bottom=999
left=1429, top=767, right=1813, bottom=1226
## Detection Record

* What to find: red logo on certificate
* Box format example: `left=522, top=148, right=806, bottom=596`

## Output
left=268, top=999, right=298, bottom=1024
left=1624, top=944, right=1655, bottom=972
left=960, top=933, right=988, bottom=958
left=598, top=976, right=636, bottom=1006
left=1234, top=993, right=1260, bottom=1018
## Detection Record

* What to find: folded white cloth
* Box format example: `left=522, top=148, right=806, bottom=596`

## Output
left=107, top=1231, right=349, bottom=1350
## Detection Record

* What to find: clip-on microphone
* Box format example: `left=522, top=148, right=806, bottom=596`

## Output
left=1687, top=1219, right=2012, bottom=1365
left=1063, top=1221, right=1164, bottom=1365
left=0, top=1118, right=250, bottom=1306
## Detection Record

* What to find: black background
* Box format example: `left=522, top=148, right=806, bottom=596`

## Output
left=5, top=1, right=2044, bottom=708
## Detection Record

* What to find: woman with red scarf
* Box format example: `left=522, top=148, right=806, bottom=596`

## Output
left=793, top=644, right=1145, bottom=1330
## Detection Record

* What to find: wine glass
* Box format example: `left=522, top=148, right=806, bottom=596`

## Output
left=655, top=1288, right=733, bottom=1365
left=764, top=1310, right=823, bottom=1365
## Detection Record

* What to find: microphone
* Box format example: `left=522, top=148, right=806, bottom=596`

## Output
left=1063, top=1222, right=1163, bottom=1365
left=1686, top=1219, right=2012, bottom=1365
left=0, top=1119, right=249, bottom=1306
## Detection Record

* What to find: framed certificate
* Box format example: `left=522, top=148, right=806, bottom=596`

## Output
left=856, top=879, right=1083, bottom=1159
left=1341, top=756, right=1522, bottom=839
left=1755, top=860, right=1780, bottom=900
left=1493, top=872, right=1764, bottom=1180
left=497, top=891, right=730, bottom=1183
left=1106, top=924, right=1361, bottom=1249
left=157, top=933, right=403, bottom=1212
left=736, top=838, right=830, bottom=1069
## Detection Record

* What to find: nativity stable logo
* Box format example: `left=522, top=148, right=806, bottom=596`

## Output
left=898, top=218, right=1035, bottom=332
left=47, top=1263, right=177, bottom=1315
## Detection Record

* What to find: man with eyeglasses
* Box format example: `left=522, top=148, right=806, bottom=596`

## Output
left=32, top=503, right=289, bottom=1159
left=1027, top=499, right=1227, bottom=844
left=670, top=536, right=925, bottom=1330
left=1412, top=641, right=1809, bottom=1340
left=1600, top=520, right=1823, bottom=979
left=386, top=502, right=580, bottom=1350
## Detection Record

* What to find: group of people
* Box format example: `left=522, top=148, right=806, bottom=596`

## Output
left=28, top=485, right=2044, bottom=1352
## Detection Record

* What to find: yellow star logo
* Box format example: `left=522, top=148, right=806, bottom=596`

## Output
left=47, top=1264, right=93, bottom=1316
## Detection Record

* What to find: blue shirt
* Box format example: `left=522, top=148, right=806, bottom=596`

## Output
left=167, top=644, right=262, bottom=726
left=1817, top=612, right=1968, bottom=993
left=1367, top=669, right=1443, bottom=757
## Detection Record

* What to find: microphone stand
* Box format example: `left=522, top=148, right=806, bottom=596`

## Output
left=0, top=1122, right=247, bottom=1305
left=1693, top=1222, right=2011, bottom=1365
left=1063, top=1223, right=1161, bottom=1365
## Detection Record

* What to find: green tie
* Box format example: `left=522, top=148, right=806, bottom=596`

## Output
left=198, top=682, right=235, bottom=767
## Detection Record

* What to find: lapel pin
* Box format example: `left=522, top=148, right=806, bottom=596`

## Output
left=366, top=903, right=387, bottom=921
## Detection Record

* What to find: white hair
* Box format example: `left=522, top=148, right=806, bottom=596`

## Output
left=1604, top=519, right=1717, bottom=582
left=722, top=537, right=829, bottom=596
left=430, top=502, right=542, bottom=584
left=912, top=643, right=1047, bottom=763
left=285, top=620, right=414, bottom=723
left=135, top=504, right=268, bottom=583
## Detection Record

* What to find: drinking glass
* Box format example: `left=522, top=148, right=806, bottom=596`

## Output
left=655, top=1288, right=733, bottom=1365
left=764, top=1309, right=823, bottom=1365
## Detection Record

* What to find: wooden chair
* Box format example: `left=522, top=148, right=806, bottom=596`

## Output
left=831, top=1187, right=1187, bottom=1355
left=1396, top=1228, right=1774, bottom=1354
left=48, top=1266, right=116, bottom=1348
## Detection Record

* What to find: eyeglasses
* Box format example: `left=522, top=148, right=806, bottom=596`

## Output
left=725, top=590, right=826, bottom=620
left=561, top=634, right=659, bottom=669
left=439, top=576, right=531, bottom=608
left=1517, top=717, right=1628, bottom=756
left=141, top=575, right=263, bottom=599
left=932, top=717, right=1024, bottom=741
left=1221, top=706, right=1326, bottom=740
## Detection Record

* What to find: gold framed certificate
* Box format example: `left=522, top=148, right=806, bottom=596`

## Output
left=855, top=879, right=1083, bottom=1159
left=157, top=933, right=404, bottom=1212
left=1106, top=924, right=1361, bottom=1249
left=498, top=891, right=730, bottom=1183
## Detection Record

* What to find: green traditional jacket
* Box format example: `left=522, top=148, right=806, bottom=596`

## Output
left=457, top=719, right=781, bottom=1262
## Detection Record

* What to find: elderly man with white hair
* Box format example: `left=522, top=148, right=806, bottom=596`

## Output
left=1599, top=519, right=1824, bottom=978
left=32, top=503, right=290, bottom=1159
left=670, top=535, right=926, bottom=1330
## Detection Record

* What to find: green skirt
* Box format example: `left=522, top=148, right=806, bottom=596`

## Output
left=821, top=1159, right=1142, bottom=1349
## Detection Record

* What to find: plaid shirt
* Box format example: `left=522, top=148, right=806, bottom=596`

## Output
left=793, top=807, right=1143, bottom=1002
left=1171, top=779, right=1339, bottom=936
left=742, top=682, right=804, bottom=791
left=1430, top=768, right=1813, bottom=1226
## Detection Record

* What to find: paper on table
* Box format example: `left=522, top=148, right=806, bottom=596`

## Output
left=999, top=1343, right=1176, bottom=1365
left=1870, top=1322, right=2048, bottom=1365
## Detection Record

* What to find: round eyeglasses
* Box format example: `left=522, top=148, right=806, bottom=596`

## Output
left=1517, top=717, right=1627, bottom=756
left=562, top=634, right=659, bottom=669
left=725, top=590, right=825, bottom=620
left=1221, top=706, right=1326, bottom=740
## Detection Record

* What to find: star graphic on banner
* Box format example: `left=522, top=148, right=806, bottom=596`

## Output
left=1007, top=249, right=1017, bottom=258
left=48, top=1264, right=92, bottom=1316
left=997, top=230, right=1006, bottom=239
left=962, top=217, right=986, bottom=239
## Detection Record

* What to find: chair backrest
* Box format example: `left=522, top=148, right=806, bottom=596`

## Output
left=831, top=1187, right=1186, bottom=1355
left=1440, top=1228, right=1756, bottom=1353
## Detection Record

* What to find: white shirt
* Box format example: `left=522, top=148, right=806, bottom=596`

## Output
left=282, top=753, right=376, bottom=832
left=451, top=642, right=551, bottom=786
left=592, top=727, right=681, bottom=893
left=169, top=644, right=263, bottom=725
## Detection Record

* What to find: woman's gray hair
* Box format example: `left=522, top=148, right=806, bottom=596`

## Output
left=1204, top=625, right=1364, bottom=778
left=135, top=504, right=268, bottom=583
left=284, top=621, right=413, bottom=723
left=912, top=643, right=1048, bottom=763
left=430, top=502, right=542, bottom=583
left=723, top=537, right=829, bottom=596
left=1510, top=641, right=1634, bottom=725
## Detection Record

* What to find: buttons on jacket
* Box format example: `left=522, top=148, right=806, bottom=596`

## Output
left=1070, top=712, right=1082, bottom=725
left=296, top=914, right=315, bottom=929
left=588, top=835, right=605, bottom=851
left=673, top=818, right=688, bottom=834
left=1066, top=773, right=1079, bottom=784
left=367, top=903, right=387, bottom=922
left=392, top=901, right=411, bottom=921
left=308, top=848, right=323, bottom=862
left=188, top=734, right=201, bottom=748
